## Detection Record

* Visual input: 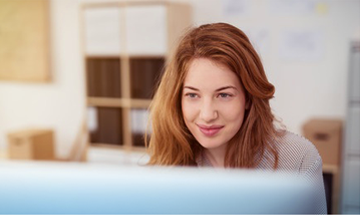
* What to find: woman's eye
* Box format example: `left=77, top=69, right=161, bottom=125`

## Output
left=218, top=93, right=232, bottom=98
left=185, top=93, right=198, bottom=98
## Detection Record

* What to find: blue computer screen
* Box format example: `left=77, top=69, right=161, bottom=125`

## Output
left=0, top=161, right=317, bottom=214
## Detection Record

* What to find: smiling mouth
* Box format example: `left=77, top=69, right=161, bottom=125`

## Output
left=197, top=125, right=224, bottom=137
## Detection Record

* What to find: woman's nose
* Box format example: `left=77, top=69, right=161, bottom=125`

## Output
left=199, top=99, right=218, bottom=122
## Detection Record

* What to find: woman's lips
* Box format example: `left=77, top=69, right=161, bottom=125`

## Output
left=197, top=125, right=224, bottom=137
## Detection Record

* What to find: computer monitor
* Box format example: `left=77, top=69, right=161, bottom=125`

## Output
left=0, top=161, right=318, bottom=214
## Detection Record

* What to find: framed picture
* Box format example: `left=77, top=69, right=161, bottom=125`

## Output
left=0, top=0, right=50, bottom=82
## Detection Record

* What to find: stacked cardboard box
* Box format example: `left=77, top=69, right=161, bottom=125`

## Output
left=7, top=129, right=55, bottom=160
left=303, top=118, right=343, bottom=214
left=303, top=119, right=343, bottom=166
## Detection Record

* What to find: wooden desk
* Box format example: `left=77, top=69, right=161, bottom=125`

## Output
left=323, top=164, right=341, bottom=214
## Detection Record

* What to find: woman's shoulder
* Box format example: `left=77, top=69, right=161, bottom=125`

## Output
left=268, top=130, right=322, bottom=172
left=276, top=130, right=318, bottom=154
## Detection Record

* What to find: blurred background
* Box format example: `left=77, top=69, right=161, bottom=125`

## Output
left=0, top=0, right=359, bottom=214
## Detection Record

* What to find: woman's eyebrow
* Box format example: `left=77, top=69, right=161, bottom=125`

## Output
left=183, top=86, right=237, bottom=91
left=215, top=86, right=237, bottom=92
left=183, top=86, right=199, bottom=91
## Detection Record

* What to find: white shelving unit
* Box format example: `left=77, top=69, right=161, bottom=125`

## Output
left=341, top=40, right=360, bottom=214
left=81, top=1, right=192, bottom=150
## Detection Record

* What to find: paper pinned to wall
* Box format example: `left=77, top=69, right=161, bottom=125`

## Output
left=245, top=28, right=271, bottom=56
left=222, top=0, right=250, bottom=16
left=269, top=0, right=315, bottom=15
left=279, top=30, right=324, bottom=61
left=87, top=107, right=98, bottom=132
left=131, top=109, right=150, bottom=134
left=315, top=2, right=328, bottom=15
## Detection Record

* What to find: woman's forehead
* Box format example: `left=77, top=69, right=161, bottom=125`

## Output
left=183, top=58, right=241, bottom=90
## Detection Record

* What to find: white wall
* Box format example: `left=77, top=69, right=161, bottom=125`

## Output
left=0, top=0, right=359, bottom=157
left=0, top=0, right=86, bottom=158
left=190, top=0, right=360, bottom=133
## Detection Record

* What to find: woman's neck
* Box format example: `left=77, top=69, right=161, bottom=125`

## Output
left=204, top=145, right=227, bottom=168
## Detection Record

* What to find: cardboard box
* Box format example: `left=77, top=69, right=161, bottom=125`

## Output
left=303, top=119, right=343, bottom=166
left=7, top=129, right=55, bottom=160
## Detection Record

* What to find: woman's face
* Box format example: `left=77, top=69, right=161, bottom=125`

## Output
left=181, top=58, right=247, bottom=152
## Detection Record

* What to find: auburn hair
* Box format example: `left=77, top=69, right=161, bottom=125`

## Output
left=146, top=22, right=282, bottom=168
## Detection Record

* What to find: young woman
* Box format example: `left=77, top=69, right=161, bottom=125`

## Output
left=146, top=23, right=327, bottom=213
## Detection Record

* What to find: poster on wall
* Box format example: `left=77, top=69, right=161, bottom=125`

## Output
left=222, top=0, right=250, bottom=16
left=245, top=28, right=270, bottom=56
left=269, top=0, right=315, bottom=15
left=278, top=30, right=324, bottom=61
left=0, top=0, right=50, bottom=82
left=269, top=0, right=328, bottom=15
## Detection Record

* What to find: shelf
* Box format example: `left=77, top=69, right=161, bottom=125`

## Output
left=130, top=108, right=150, bottom=147
left=90, top=143, right=125, bottom=150
left=90, top=143, right=147, bottom=153
left=88, top=97, right=127, bottom=107
left=82, top=1, right=191, bottom=150
left=132, top=133, right=147, bottom=147
left=323, top=164, right=339, bottom=174
left=130, top=57, right=164, bottom=99
left=87, top=97, right=151, bottom=108
left=86, top=57, right=121, bottom=98
left=85, top=54, right=165, bottom=58
left=322, top=164, right=341, bottom=214
left=88, top=107, right=123, bottom=146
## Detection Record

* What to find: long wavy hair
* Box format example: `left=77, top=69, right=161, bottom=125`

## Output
left=146, top=22, right=282, bottom=168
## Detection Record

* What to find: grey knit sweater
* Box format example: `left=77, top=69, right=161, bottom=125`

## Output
left=196, top=130, right=327, bottom=214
